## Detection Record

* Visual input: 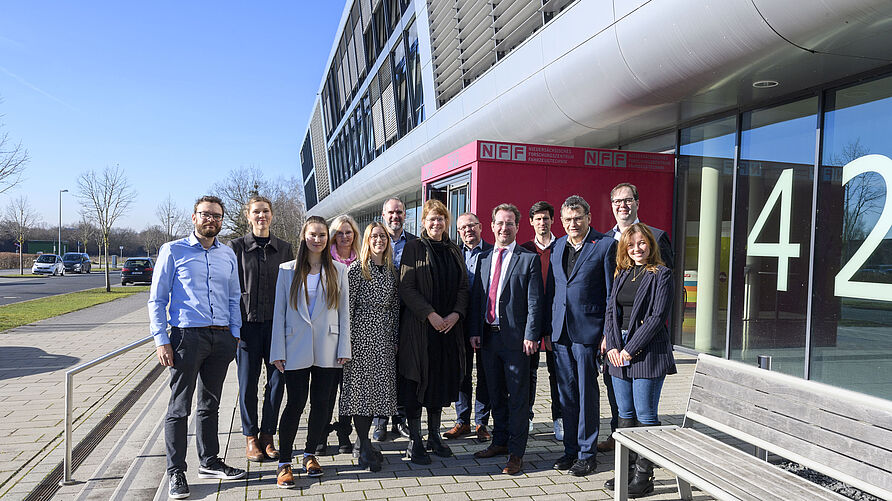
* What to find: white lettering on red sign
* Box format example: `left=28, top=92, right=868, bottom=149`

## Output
left=584, top=150, right=627, bottom=168
left=480, top=142, right=526, bottom=161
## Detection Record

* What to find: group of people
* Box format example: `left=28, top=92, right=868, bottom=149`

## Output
left=148, top=184, right=677, bottom=500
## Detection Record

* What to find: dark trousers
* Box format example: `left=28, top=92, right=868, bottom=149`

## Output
left=277, top=366, right=341, bottom=463
left=529, top=348, right=562, bottom=421
left=482, top=338, right=531, bottom=457
left=553, top=339, right=600, bottom=459
left=604, top=369, right=619, bottom=432
left=454, top=346, right=490, bottom=426
left=236, top=321, right=284, bottom=436
left=165, top=327, right=237, bottom=474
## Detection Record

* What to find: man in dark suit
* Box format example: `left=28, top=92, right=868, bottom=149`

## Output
left=373, top=197, right=417, bottom=441
left=599, top=183, right=673, bottom=453
left=469, top=204, right=543, bottom=475
left=443, top=212, right=493, bottom=441
left=548, top=195, right=616, bottom=476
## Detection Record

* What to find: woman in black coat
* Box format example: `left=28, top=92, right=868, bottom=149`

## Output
left=398, top=199, right=469, bottom=465
left=604, top=223, right=676, bottom=497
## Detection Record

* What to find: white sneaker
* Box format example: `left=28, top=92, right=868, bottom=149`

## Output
left=553, top=418, right=564, bottom=441
left=528, top=419, right=534, bottom=434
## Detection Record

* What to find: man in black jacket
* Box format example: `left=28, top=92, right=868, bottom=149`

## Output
left=229, top=196, right=294, bottom=462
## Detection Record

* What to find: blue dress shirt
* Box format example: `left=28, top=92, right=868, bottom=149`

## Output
left=463, top=240, right=486, bottom=284
left=148, top=232, right=242, bottom=346
left=392, top=232, right=408, bottom=269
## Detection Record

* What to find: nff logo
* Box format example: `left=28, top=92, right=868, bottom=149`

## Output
left=584, top=150, right=627, bottom=168
left=480, top=142, right=526, bottom=162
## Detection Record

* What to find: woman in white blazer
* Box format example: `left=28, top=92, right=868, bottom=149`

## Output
left=270, top=215, right=350, bottom=488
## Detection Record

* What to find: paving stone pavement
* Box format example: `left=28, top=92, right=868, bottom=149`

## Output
left=0, top=290, right=714, bottom=500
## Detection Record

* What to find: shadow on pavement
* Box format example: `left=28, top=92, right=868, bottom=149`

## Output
left=0, top=346, right=80, bottom=380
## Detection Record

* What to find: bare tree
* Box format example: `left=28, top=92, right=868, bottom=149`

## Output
left=155, top=194, right=190, bottom=242
left=830, top=139, right=884, bottom=247
left=76, top=165, right=136, bottom=291
left=269, top=176, right=305, bottom=249
left=209, top=166, right=273, bottom=236
left=0, top=115, right=29, bottom=195
left=3, top=195, right=39, bottom=274
left=76, top=215, right=97, bottom=256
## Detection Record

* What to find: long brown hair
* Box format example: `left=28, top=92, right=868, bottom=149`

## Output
left=291, top=216, right=340, bottom=310
left=615, top=223, right=664, bottom=277
left=359, top=222, right=395, bottom=280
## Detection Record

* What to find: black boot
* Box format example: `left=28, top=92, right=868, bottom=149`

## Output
left=405, top=418, right=431, bottom=465
left=335, top=417, right=353, bottom=454
left=425, top=409, right=453, bottom=457
left=627, top=456, right=655, bottom=497
left=604, top=417, right=637, bottom=491
left=357, top=437, right=382, bottom=472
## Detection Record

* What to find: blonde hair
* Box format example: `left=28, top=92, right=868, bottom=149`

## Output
left=329, top=214, right=361, bottom=259
left=291, top=216, right=340, bottom=310
left=359, top=222, right=395, bottom=280
left=615, top=223, right=664, bottom=277
left=421, top=199, right=451, bottom=229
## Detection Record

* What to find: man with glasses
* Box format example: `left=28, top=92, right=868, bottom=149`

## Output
left=372, top=197, right=417, bottom=441
left=443, top=212, right=493, bottom=441
left=149, top=195, right=245, bottom=499
left=548, top=195, right=616, bottom=477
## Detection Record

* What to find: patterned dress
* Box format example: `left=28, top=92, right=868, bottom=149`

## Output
left=339, top=260, right=399, bottom=417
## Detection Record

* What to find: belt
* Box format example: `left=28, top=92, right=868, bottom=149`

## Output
left=207, top=325, right=230, bottom=331
left=485, top=323, right=500, bottom=332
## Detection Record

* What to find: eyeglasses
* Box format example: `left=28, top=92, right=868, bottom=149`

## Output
left=611, top=197, right=637, bottom=206
left=457, top=223, right=480, bottom=231
left=561, top=216, right=587, bottom=224
left=425, top=216, right=446, bottom=223
left=196, top=211, right=223, bottom=221
left=493, top=221, right=516, bottom=228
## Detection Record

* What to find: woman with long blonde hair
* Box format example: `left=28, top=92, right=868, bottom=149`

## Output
left=269, top=216, right=350, bottom=488
left=339, top=221, right=399, bottom=472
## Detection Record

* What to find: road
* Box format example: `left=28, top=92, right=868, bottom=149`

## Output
left=0, top=270, right=124, bottom=306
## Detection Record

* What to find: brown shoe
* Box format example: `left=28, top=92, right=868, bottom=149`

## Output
left=302, top=455, right=323, bottom=477
left=259, top=432, right=279, bottom=460
left=476, top=425, right=491, bottom=441
left=276, top=464, right=295, bottom=489
left=474, top=444, right=509, bottom=459
left=245, top=436, right=264, bottom=462
left=502, top=455, right=523, bottom=475
left=443, top=423, right=472, bottom=439
left=597, top=435, right=615, bottom=452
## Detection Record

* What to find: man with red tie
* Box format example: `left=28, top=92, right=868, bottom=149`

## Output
left=469, top=204, right=544, bottom=475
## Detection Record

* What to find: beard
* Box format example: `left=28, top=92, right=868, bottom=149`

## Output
left=196, top=223, right=221, bottom=238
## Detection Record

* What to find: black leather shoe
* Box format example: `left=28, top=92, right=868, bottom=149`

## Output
left=373, top=422, right=388, bottom=441
left=553, top=454, right=576, bottom=470
left=569, top=457, right=598, bottom=477
left=406, top=439, right=431, bottom=465
left=393, top=421, right=410, bottom=439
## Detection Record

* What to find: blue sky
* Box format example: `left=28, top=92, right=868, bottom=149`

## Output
left=0, top=2, right=345, bottom=230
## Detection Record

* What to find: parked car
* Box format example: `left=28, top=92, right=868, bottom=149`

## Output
left=62, top=252, right=92, bottom=274
left=121, top=258, right=154, bottom=285
left=32, top=254, right=65, bottom=276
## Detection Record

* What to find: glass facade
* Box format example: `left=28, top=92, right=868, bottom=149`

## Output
left=674, top=73, right=892, bottom=399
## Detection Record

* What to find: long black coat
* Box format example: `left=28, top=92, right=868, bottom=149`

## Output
left=398, top=234, right=469, bottom=405
left=228, top=233, right=294, bottom=323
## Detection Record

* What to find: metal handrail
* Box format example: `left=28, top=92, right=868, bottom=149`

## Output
left=60, top=335, right=155, bottom=485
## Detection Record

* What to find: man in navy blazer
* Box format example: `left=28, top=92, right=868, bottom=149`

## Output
left=469, top=204, right=543, bottom=475
left=547, top=195, right=616, bottom=476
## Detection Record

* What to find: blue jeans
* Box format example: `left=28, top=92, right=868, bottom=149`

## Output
left=610, top=375, right=665, bottom=426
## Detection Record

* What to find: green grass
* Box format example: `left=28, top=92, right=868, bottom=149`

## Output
left=0, top=286, right=150, bottom=332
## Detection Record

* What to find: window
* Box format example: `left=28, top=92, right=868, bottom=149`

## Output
left=391, top=36, right=409, bottom=137
left=406, top=19, right=424, bottom=127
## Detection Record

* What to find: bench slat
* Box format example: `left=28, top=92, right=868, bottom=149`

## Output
left=661, top=428, right=847, bottom=501
left=687, top=400, right=892, bottom=497
left=692, top=368, right=892, bottom=457
left=691, top=372, right=892, bottom=472
left=695, top=356, right=892, bottom=430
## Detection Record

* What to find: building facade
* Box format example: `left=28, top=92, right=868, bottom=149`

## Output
left=299, top=0, right=892, bottom=400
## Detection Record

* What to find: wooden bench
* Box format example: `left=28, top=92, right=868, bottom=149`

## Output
left=612, top=353, right=892, bottom=501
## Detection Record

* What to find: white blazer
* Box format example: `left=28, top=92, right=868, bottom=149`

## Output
left=270, top=260, right=351, bottom=370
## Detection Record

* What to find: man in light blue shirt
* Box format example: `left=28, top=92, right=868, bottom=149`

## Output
left=149, top=195, right=245, bottom=500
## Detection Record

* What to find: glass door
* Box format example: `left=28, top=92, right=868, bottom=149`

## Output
left=426, top=171, right=471, bottom=241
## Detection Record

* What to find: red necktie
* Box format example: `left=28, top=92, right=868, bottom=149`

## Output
left=486, top=248, right=506, bottom=324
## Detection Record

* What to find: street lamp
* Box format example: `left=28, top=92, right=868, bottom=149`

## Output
left=59, top=189, right=68, bottom=256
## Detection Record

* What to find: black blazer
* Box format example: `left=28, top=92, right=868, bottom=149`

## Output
left=604, top=265, right=676, bottom=379
left=229, top=233, right=294, bottom=323
left=468, top=244, right=544, bottom=347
